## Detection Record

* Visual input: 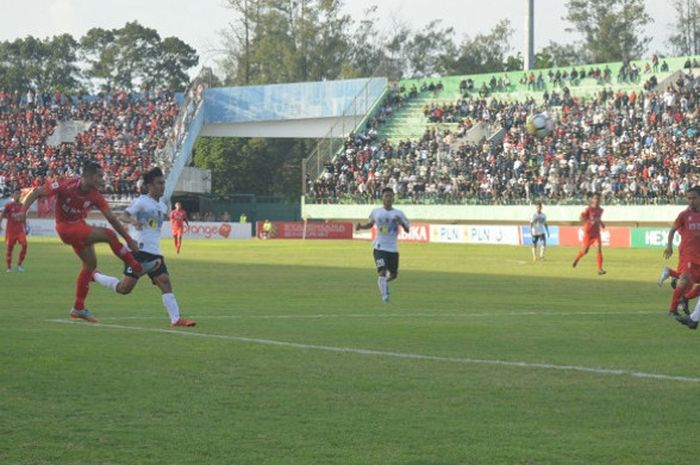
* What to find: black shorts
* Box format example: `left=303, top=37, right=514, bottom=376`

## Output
left=373, top=249, right=399, bottom=274
left=124, top=251, right=168, bottom=280
left=532, top=233, right=546, bottom=245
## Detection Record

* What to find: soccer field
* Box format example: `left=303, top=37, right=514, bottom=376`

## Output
left=2, top=237, right=698, bottom=465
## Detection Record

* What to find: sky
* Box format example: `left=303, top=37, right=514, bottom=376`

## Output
left=0, top=0, right=680, bottom=77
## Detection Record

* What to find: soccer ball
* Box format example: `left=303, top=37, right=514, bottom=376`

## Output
left=526, top=112, right=553, bottom=138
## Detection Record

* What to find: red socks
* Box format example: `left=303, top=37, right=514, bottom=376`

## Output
left=596, top=252, right=603, bottom=271
left=73, top=267, right=93, bottom=310
left=104, top=229, right=142, bottom=273
left=18, top=240, right=27, bottom=265
left=685, top=284, right=700, bottom=301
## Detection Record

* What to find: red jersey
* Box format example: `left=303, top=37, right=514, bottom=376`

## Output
left=581, top=206, right=604, bottom=236
left=169, top=209, right=188, bottom=231
left=44, top=178, right=109, bottom=224
left=2, top=201, right=25, bottom=235
left=673, top=208, right=700, bottom=263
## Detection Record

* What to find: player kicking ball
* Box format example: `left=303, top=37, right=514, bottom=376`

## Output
left=92, top=167, right=196, bottom=328
left=356, top=187, right=409, bottom=303
left=663, top=186, right=700, bottom=325
left=19, top=161, right=158, bottom=323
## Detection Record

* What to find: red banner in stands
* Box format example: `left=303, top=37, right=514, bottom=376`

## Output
left=256, top=221, right=353, bottom=239
left=558, top=226, right=630, bottom=248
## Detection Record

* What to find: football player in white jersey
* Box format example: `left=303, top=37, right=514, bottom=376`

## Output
left=356, top=187, right=410, bottom=303
left=530, top=202, right=549, bottom=261
left=92, top=167, right=196, bottom=327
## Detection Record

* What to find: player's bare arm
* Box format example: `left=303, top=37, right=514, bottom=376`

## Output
left=16, top=186, right=48, bottom=221
left=356, top=221, right=374, bottom=231
left=103, top=208, right=139, bottom=251
left=664, top=226, right=677, bottom=259
left=119, top=211, right=142, bottom=230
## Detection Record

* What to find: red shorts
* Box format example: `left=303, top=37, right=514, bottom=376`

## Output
left=56, top=221, right=93, bottom=254
left=5, top=229, right=27, bottom=244
left=582, top=233, right=601, bottom=249
left=172, top=229, right=183, bottom=237
left=5, top=230, right=27, bottom=246
left=677, top=258, right=700, bottom=283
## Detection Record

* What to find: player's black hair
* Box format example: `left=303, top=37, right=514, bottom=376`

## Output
left=688, top=185, right=700, bottom=196
left=143, top=167, right=164, bottom=186
left=381, top=187, right=394, bottom=195
left=82, top=161, right=102, bottom=176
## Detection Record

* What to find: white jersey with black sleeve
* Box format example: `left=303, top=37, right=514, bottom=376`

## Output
left=125, top=194, right=168, bottom=256
left=369, top=207, right=410, bottom=253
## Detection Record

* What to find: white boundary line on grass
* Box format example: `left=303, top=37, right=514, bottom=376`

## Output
left=48, top=319, right=700, bottom=384
left=95, top=310, right=660, bottom=321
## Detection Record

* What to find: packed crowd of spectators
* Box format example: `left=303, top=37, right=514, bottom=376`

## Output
left=466, top=56, right=673, bottom=98
left=0, top=88, right=179, bottom=201
left=308, top=70, right=699, bottom=205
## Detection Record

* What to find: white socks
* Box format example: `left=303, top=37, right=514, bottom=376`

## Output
left=691, top=300, right=700, bottom=322
left=162, top=293, right=181, bottom=323
left=540, top=245, right=546, bottom=259
left=377, top=275, right=388, bottom=298
left=93, top=272, right=119, bottom=291
left=531, top=247, right=537, bottom=259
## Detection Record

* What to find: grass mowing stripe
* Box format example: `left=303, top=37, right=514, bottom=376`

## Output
left=48, top=318, right=700, bottom=384
left=95, top=310, right=662, bottom=320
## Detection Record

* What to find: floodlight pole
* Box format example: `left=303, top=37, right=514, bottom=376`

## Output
left=524, top=0, right=535, bottom=70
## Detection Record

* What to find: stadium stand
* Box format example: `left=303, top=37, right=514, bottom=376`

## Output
left=0, top=88, right=178, bottom=205
left=308, top=56, right=700, bottom=205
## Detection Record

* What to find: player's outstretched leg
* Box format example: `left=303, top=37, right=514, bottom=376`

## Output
left=677, top=298, right=700, bottom=330
left=684, top=284, right=700, bottom=301
left=92, top=228, right=144, bottom=274
left=669, top=275, right=692, bottom=317
left=659, top=266, right=672, bottom=286
left=93, top=271, right=121, bottom=292
left=572, top=248, right=587, bottom=268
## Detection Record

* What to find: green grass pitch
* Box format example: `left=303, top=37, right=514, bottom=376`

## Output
left=2, top=237, right=699, bottom=465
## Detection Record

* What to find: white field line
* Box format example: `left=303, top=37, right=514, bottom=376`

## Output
left=47, top=319, right=700, bottom=384
left=95, top=310, right=660, bottom=321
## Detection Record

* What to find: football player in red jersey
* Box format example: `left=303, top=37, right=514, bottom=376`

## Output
left=666, top=187, right=700, bottom=327
left=572, top=193, right=606, bottom=275
left=0, top=189, right=28, bottom=272
left=169, top=202, right=189, bottom=254
left=18, top=161, right=158, bottom=323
